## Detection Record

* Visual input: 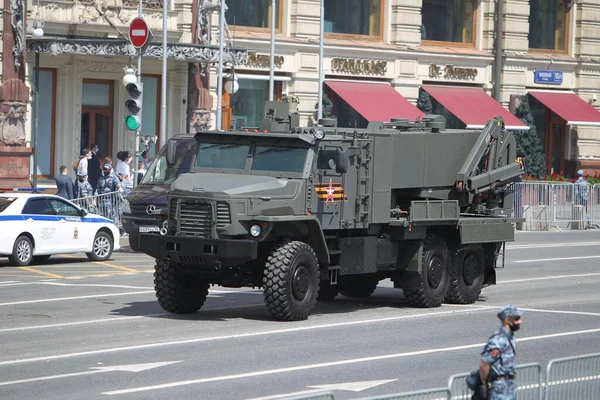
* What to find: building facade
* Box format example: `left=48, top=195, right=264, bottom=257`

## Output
left=211, top=0, right=600, bottom=176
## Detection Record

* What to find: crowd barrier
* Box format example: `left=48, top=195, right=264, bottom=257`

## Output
left=280, top=352, right=600, bottom=400
left=511, top=181, right=600, bottom=231
left=71, top=190, right=125, bottom=229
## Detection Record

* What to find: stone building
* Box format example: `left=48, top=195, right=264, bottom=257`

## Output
left=214, top=0, right=600, bottom=176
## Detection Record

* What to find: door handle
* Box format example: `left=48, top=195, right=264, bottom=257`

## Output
left=27, top=218, right=34, bottom=222
left=59, top=219, right=66, bottom=224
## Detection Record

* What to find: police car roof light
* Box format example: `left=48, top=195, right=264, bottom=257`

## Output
left=0, top=187, right=45, bottom=192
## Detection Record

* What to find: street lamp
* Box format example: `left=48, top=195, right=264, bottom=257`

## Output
left=123, top=67, right=137, bottom=87
left=32, top=20, right=44, bottom=39
left=224, top=73, right=239, bottom=94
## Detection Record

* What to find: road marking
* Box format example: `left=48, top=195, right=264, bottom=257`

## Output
left=445, top=304, right=600, bottom=318
left=0, top=290, right=155, bottom=307
left=93, top=261, right=140, bottom=273
left=514, top=255, right=600, bottom=263
left=499, top=272, right=600, bottom=284
left=17, top=266, right=63, bottom=279
left=506, top=241, right=600, bottom=250
left=0, top=361, right=181, bottom=387
left=35, top=282, right=153, bottom=290
left=0, top=307, right=490, bottom=366
left=101, top=327, right=600, bottom=395
left=245, top=389, right=329, bottom=400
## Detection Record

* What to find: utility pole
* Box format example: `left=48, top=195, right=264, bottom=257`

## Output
left=269, top=0, right=275, bottom=101
left=493, top=0, right=504, bottom=102
left=133, top=0, right=143, bottom=189
left=216, top=5, right=225, bottom=130
left=160, top=0, right=168, bottom=148
left=317, top=0, right=324, bottom=121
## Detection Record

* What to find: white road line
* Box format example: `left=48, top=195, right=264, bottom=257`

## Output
left=444, top=304, right=600, bottom=318
left=0, top=291, right=155, bottom=306
left=499, top=272, right=600, bottom=284
left=0, top=308, right=489, bottom=367
left=101, top=327, right=600, bottom=396
left=245, top=389, right=328, bottom=400
left=36, top=282, right=153, bottom=290
left=506, top=241, right=600, bottom=249
left=513, top=255, right=600, bottom=263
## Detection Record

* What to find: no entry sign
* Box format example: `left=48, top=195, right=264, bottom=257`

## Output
left=129, top=17, right=150, bottom=48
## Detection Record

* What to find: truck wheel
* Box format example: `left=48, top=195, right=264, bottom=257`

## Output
left=445, top=245, right=485, bottom=304
left=263, top=241, right=320, bottom=321
left=340, top=274, right=378, bottom=299
left=128, top=234, right=140, bottom=252
left=154, top=259, right=210, bottom=314
left=317, top=280, right=340, bottom=301
left=404, top=233, right=450, bottom=308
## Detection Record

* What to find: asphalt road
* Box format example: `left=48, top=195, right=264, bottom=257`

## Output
left=1, top=230, right=599, bottom=400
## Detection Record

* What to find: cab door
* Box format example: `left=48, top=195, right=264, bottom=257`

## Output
left=20, top=198, right=59, bottom=254
left=47, top=198, right=89, bottom=252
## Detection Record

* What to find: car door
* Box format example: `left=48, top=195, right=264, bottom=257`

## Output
left=20, top=198, right=59, bottom=254
left=47, top=198, right=90, bottom=252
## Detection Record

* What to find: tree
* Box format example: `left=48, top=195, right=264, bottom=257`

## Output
left=512, top=94, right=546, bottom=178
left=417, top=89, right=433, bottom=114
left=314, top=91, right=334, bottom=120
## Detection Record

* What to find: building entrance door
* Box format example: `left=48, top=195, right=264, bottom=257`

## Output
left=80, top=79, right=114, bottom=161
left=546, top=114, right=566, bottom=174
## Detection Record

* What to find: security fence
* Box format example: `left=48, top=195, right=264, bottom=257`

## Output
left=281, top=352, right=600, bottom=400
left=509, top=181, right=598, bottom=231
left=71, top=191, right=125, bottom=229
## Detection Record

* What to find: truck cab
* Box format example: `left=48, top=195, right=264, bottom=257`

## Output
left=122, top=135, right=198, bottom=251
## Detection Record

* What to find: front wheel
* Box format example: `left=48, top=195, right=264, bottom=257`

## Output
left=86, top=231, right=113, bottom=261
left=263, top=241, right=320, bottom=321
left=9, top=235, right=33, bottom=266
left=154, top=259, right=209, bottom=313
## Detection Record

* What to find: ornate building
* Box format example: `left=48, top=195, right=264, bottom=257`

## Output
left=211, top=0, right=600, bottom=176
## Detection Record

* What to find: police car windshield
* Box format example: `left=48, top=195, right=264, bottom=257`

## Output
left=140, top=140, right=197, bottom=185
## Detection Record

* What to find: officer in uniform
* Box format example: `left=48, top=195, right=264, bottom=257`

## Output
left=478, top=305, right=523, bottom=399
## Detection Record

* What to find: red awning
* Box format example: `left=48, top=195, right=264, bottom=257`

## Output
left=529, top=91, right=600, bottom=127
left=324, top=80, right=425, bottom=122
left=422, top=85, right=529, bottom=130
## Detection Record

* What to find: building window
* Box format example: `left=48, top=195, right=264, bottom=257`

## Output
left=31, top=69, right=57, bottom=177
left=227, top=79, right=282, bottom=130
left=324, top=0, right=382, bottom=37
left=226, top=0, right=281, bottom=30
left=529, top=0, right=568, bottom=51
left=421, top=0, right=475, bottom=44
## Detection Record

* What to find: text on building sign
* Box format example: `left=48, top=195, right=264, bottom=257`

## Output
left=429, top=64, right=478, bottom=80
left=246, top=52, right=284, bottom=68
left=331, top=58, right=387, bottom=75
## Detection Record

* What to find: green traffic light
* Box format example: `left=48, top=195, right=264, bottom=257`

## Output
left=125, top=116, right=140, bottom=130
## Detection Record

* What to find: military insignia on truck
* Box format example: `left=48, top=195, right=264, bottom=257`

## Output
left=315, top=179, right=347, bottom=202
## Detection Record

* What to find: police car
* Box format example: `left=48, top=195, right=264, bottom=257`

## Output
left=0, top=192, right=121, bottom=266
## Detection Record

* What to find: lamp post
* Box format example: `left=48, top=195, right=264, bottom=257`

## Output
left=216, top=4, right=225, bottom=130
left=31, top=19, right=44, bottom=188
left=317, top=0, right=324, bottom=121
left=269, top=0, right=275, bottom=101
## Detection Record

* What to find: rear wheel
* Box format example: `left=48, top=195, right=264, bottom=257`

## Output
left=263, top=241, right=320, bottom=321
left=445, top=245, right=485, bottom=304
left=86, top=231, right=113, bottom=261
left=9, top=235, right=33, bottom=266
left=404, top=233, right=450, bottom=308
left=154, top=259, right=209, bottom=313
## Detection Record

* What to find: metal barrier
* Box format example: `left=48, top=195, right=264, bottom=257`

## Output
left=71, top=191, right=125, bottom=228
left=352, top=387, right=451, bottom=400
left=447, top=363, right=543, bottom=400
left=512, top=181, right=596, bottom=231
left=543, top=352, right=600, bottom=400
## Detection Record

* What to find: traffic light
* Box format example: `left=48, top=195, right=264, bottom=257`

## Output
left=124, top=82, right=143, bottom=131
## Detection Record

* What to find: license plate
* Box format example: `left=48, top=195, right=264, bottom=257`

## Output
left=139, top=226, right=160, bottom=233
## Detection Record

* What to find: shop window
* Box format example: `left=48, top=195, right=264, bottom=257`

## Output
left=324, top=0, right=382, bottom=37
left=528, top=0, right=568, bottom=52
left=421, top=0, right=475, bottom=45
left=30, top=69, right=56, bottom=177
left=226, top=0, right=281, bottom=30
left=227, top=79, right=282, bottom=130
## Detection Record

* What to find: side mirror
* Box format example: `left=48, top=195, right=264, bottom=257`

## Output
left=166, top=140, right=177, bottom=166
left=334, top=148, right=349, bottom=174
left=79, top=208, right=88, bottom=217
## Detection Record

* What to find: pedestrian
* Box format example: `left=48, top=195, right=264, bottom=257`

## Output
left=76, top=171, right=96, bottom=213
left=55, top=165, right=74, bottom=200
left=476, top=305, right=523, bottom=400
left=88, top=143, right=102, bottom=194
left=95, top=163, right=122, bottom=222
left=574, top=169, right=589, bottom=209
left=74, top=148, right=92, bottom=196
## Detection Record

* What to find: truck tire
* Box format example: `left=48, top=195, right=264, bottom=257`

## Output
left=154, top=259, right=210, bottom=314
left=340, top=274, right=378, bottom=299
left=445, top=245, right=485, bottom=304
left=404, top=233, right=450, bottom=308
left=317, top=280, right=340, bottom=301
left=263, top=241, right=320, bottom=321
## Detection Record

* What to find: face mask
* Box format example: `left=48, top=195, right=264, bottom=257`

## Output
left=509, top=322, right=520, bottom=332
left=104, top=171, right=110, bottom=176
left=78, top=177, right=85, bottom=182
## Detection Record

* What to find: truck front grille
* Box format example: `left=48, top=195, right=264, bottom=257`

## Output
left=172, top=199, right=231, bottom=238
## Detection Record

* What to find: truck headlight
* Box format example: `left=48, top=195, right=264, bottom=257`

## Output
left=250, top=224, right=261, bottom=237
left=123, top=199, right=131, bottom=213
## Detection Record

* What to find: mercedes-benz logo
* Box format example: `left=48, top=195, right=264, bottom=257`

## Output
left=146, top=205, right=156, bottom=215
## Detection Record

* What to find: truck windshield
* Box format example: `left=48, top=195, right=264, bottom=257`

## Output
left=195, top=142, right=308, bottom=173
left=140, top=140, right=197, bottom=185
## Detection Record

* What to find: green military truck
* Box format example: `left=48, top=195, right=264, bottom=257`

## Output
left=139, top=100, right=525, bottom=321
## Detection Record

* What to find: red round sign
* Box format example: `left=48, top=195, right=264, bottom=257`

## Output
left=129, top=17, right=149, bottom=48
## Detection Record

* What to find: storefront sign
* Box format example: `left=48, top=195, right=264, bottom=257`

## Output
left=246, top=51, right=284, bottom=68
left=429, top=64, right=478, bottom=80
left=534, top=69, right=563, bottom=85
left=331, top=58, right=387, bottom=75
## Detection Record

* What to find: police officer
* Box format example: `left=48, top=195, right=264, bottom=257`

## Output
left=477, top=305, right=523, bottom=400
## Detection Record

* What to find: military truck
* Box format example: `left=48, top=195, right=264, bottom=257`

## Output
left=139, top=100, right=525, bottom=321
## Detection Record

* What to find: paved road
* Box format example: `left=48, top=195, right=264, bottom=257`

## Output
left=1, top=230, right=599, bottom=400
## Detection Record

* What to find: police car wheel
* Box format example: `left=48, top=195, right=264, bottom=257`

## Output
left=87, top=231, right=113, bottom=261
left=9, top=235, right=33, bottom=266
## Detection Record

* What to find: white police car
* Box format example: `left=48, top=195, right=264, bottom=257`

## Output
left=0, top=193, right=121, bottom=266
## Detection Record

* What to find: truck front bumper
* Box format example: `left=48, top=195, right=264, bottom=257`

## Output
left=139, top=233, right=258, bottom=267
